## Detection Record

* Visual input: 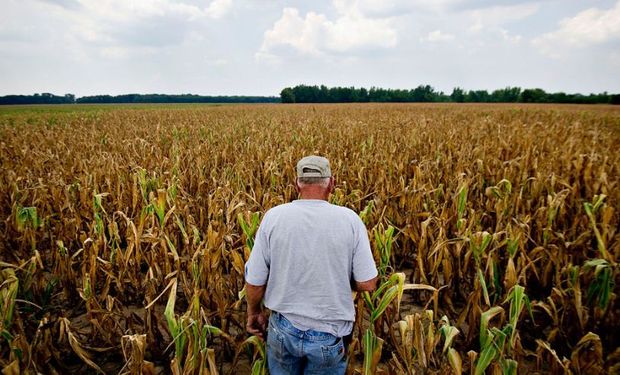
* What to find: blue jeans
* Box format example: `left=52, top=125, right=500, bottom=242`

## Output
left=267, top=312, right=347, bottom=375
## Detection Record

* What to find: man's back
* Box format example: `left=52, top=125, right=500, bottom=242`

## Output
left=245, top=199, right=377, bottom=336
left=244, top=155, right=378, bottom=374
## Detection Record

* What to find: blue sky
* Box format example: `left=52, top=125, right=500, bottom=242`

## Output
left=1, top=0, right=619, bottom=96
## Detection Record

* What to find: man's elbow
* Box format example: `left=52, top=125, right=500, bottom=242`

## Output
left=355, top=276, right=378, bottom=292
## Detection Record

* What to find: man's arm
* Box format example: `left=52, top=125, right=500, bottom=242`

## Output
left=353, top=276, right=378, bottom=292
left=246, top=283, right=266, bottom=315
left=351, top=216, right=379, bottom=291
left=246, top=282, right=267, bottom=339
left=244, top=214, right=271, bottom=339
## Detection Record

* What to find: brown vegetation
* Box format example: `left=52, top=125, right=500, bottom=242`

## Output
left=0, top=103, right=618, bottom=374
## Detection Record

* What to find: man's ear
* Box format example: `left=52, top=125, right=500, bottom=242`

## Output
left=294, top=178, right=301, bottom=192
left=329, top=177, right=336, bottom=192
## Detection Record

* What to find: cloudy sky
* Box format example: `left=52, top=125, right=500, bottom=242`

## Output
left=1, top=0, right=619, bottom=96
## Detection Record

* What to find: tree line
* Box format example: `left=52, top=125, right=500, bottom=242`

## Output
left=2, top=88, right=618, bottom=105
left=76, top=94, right=279, bottom=104
left=280, top=85, right=620, bottom=104
left=0, top=93, right=279, bottom=105
left=0, top=93, right=76, bottom=105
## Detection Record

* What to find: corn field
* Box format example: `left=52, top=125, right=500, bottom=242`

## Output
left=0, top=103, right=618, bottom=374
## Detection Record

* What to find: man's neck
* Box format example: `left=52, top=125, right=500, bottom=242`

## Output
left=298, top=192, right=329, bottom=201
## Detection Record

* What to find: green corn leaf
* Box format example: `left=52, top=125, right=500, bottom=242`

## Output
left=505, top=285, right=526, bottom=348
left=363, top=328, right=383, bottom=375
left=440, top=322, right=460, bottom=353
left=359, top=200, right=374, bottom=225
left=583, top=200, right=608, bottom=259
left=479, top=231, right=492, bottom=254
left=475, top=339, right=497, bottom=375
left=165, top=235, right=179, bottom=262
left=371, top=274, right=394, bottom=301
left=370, top=285, right=398, bottom=323
left=457, top=185, right=468, bottom=231
left=362, top=290, right=374, bottom=311
left=164, top=280, right=179, bottom=338
left=478, top=269, right=491, bottom=306
left=480, top=306, right=503, bottom=348
left=490, top=326, right=508, bottom=354
left=501, top=359, right=518, bottom=375
left=251, top=359, right=265, bottom=375
left=242, top=335, right=266, bottom=359
left=447, top=347, right=462, bottom=375
left=592, top=194, right=606, bottom=212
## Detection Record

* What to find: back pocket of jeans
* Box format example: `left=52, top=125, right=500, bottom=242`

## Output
left=320, top=337, right=345, bottom=368
left=267, top=321, right=285, bottom=360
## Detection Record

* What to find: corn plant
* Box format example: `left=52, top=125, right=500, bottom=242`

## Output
left=583, top=194, right=609, bottom=260
left=475, top=306, right=505, bottom=374
left=164, top=279, right=228, bottom=374
left=15, top=206, right=41, bottom=250
left=583, top=259, right=613, bottom=311
left=93, top=192, right=107, bottom=236
left=0, top=269, right=19, bottom=343
left=391, top=311, right=461, bottom=374
left=361, top=273, right=406, bottom=374
left=504, top=284, right=533, bottom=351
left=373, top=224, right=396, bottom=278
left=470, top=231, right=493, bottom=306
left=456, top=183, right=468, bottom=232
left=237, top=211, right=261, bottom=302
left=238, top=211, right=261, bottom=251
left=359, top=200, right=374, bottom=226
left=361, top=273, right=438, bottom=374
left=239, top=335, right=268, bottom=375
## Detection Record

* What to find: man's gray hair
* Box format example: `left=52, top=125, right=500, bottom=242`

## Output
left=297, top=177, right=330, bottom=188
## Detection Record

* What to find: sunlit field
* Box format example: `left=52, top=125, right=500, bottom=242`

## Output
left=0, top=103, right=618, bottom=374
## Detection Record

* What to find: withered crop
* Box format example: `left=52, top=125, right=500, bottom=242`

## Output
left=0, top=103, right=618, bottom=374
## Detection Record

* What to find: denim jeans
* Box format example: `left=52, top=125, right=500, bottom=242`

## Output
left=267, top=312, right=347, bottom=375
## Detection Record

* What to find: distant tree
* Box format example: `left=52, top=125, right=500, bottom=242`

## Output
left=410, top=85, right=435, bottom=102
left=466, top=90, right=490, bottom=102
left=359, top=87, right=369, bottom=102
left=491, top=87, right=521, bottom=102
left=450, top=87, right=465, bottom=103
left=520, top=88, right=548, bottom=103
left=280, top=88, right=295, bottom=103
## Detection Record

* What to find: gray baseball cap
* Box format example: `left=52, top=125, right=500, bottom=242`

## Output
left=296, top=155, right=332, bottom=178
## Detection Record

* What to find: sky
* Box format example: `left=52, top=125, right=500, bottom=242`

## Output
left=1, top=0, right=619, bottom=96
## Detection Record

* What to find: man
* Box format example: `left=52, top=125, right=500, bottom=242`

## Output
left=244, top=155, right=378, bottom=374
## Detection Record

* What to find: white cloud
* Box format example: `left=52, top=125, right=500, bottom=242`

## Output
left=257, top=2, right=397, bottom=61
left=37, top=0, right=234, bottom=54
left=421, top=30, right=455, bottom=42
left=205, top=0, right=233, bottom=19
left=499, top=28, right=522, bottom=44
left=467, top=3, right=539, bottom=32
left=533, top=1, right=620, bottom=57
left=351, top=0, right=457, bottom=16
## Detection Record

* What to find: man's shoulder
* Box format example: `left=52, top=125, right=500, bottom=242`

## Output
left=265, top=202, right=294, bottom=213
left=328, top=203, right=363, bottom=222
left=265, top=201, right=361, bottom=222
left=262, top=202, right=294, bottom=219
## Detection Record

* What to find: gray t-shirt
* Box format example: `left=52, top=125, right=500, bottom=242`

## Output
left=244, top=199, right=378, bottom=337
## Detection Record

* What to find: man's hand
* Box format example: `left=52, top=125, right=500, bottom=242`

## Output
left=246, top=283, right=268, bottom=339
left=246, top=312, right=268, bottom=339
